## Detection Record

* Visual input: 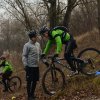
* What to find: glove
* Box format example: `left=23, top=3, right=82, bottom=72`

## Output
left=53, top=54, right=58, bottom=58
left=44, top=62, right=49, bottom=66
left=40, top=53, right=46, bottom=59
left=24, top=66, right=28, bottom=71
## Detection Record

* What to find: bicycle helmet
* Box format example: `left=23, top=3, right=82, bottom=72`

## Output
left=0, top=55, right=6, bottom=60
left=39, top=26, right=49, bottom=35
left=28, top=30, right=37, bottom=38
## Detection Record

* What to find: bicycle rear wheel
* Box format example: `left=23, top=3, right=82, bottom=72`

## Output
left=8, top=76, right=21, bottom=92
left=78, top=48, right=100, bottom=75
left=42, top=67, right=65, bottom=95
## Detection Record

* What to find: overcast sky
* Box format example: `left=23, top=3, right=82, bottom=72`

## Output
left=0, top=0, right=67, bottom=16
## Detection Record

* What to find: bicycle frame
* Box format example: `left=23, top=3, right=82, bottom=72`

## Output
left=42, top=56, right=85, bottom=73
left=55, top=57, right=87, bottom=72
left=42, top=57, right=67, bottom=67
left=54, top=58, right=71, bottom=70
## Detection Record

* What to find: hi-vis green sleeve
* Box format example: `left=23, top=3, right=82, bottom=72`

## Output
left=2, top=61, right=13, bottom=73
left=52, top=30, right=62, bottom=54
left=55, top=36, right=62, bottom=54
left=43, top=30, right=63, bottom=54
left=43, top=40, right=52, bottom=54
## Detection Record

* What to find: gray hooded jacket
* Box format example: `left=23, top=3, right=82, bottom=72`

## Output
left=22, top=40, right=41, bottom=67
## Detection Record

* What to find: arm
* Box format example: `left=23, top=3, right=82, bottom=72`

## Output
left=1, top=61, right=12, bottom=73
left=39, top=43, right=42, bottom=56
left=52, top=31, right=62, bottom=54
left=37, top=42, right=42, bottom=60
left=0, top=61, right=5, bottom=67
left=43, top=40, right=53, bottom=55
left=55, top=36, right=62, bottom=54
left=2, top=66, right=9, bottom=73
left=22, top=44, right=29, bottom=67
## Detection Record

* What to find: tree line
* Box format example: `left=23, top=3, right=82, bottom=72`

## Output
left=0, top=0, right=100, bottom=54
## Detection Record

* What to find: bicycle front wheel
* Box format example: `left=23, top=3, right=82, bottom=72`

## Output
left=8, top=76, right=22, bottom=92
left=78, top=48, right=100, bottom=75
left=42, top=67, right=65, bottom=95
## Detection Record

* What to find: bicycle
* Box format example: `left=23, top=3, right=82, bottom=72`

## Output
left=0, top=73, right=22, bottom=92
left=41, top=48, right=100, bottom=95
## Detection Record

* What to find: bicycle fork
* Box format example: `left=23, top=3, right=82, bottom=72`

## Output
left=50, top=65, right=58, bottom=88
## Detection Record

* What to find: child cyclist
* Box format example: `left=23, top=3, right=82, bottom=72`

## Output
left=0, top=53, right=13, bottom=92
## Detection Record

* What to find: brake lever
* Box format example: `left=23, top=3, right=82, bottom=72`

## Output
left=42, top=59, right=49, bottom=66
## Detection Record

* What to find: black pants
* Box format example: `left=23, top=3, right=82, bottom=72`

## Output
left=26, top=67, right=39, bottom=98
left=2, top=71, right=12, bottom=90
left=64, top=38, right=77, bottom=71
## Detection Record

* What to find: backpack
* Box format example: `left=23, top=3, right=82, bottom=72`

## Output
left=48, top=26, right=69, bottom=40
left=51, top=26, right=68, bottom=32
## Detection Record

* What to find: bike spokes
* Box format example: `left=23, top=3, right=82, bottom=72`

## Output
left=8, top=76, right=21, bottom=92
left=42, top=67, right=65, bottom=95
left=78, top=48, right=100, bottom=75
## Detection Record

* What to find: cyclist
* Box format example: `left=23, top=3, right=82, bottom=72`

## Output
left=0, top=54, right=13, bottom=92
left=40, top=26, right=78, bottom=75
left=22, top=30, right=41, bottom=100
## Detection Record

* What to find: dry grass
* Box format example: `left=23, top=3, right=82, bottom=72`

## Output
left=51, top=75, right=100, bottom=100
left=76, top=28, right=100, bottom=51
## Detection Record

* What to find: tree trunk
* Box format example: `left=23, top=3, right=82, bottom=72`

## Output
left=63, top=6, right=72, bottom=28
left=49, top=0, right=57, bottom=28
left=63, top=0, right=76, bottom=29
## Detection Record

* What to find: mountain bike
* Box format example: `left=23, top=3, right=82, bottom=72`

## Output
left=41, top=48, right=100, bottom=95
left=0, top=73, right=21, bottom=92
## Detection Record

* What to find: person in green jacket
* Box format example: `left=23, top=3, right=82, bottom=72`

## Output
left=0, top=55, right=13, bottom=92
left=40, top=26, right=78, bottom=75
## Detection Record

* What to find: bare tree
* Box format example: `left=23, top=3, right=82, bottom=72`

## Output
left=43, top=0, right=57, bottom=28
left=42, top=0, right=80, bottom=28
left=69, top=0, right=97, bottom=34
left=63, top=0, right=78, bottom=28
left=2, top=0, right=34, bottom=31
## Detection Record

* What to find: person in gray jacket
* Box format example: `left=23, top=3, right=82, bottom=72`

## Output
left=22, top=30, right=41, bottom=100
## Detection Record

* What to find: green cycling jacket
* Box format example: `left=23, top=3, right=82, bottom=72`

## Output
left=0, top=61, right=13, bottom=73
left=43, top=29, right=71, bottom=54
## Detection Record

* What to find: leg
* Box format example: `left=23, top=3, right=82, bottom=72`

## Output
left=30, top=81, right=37, bottom=98
left=30, top=67, right=39, bottom=98
left=26, top=80, right=32, bottom=98
left=2, top=74, right=8, bottom=92
left=64, top=39, right=77, bottom=72
left=2, top=71, right=12, bottom=92
left=26, top=68, right=32, bottom=98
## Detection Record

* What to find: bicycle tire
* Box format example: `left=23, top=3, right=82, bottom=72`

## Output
left=8, top=76, right=22, bottom=92
left=77, top=48, right=100, bottom=76
left=42, top=67, right=65, bottom=95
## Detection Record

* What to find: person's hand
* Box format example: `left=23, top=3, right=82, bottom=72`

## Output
left=24, top=67, right=26, bottom=71
left=53, top=54, right=58, bottom=58
left=40, top=53, right=46, bottom=59
left=52, top=54, right=59, bottom=60
left=24, top=66, right=28, bottom=71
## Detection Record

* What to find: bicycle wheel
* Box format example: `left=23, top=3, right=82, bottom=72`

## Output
left=42, top=67, right=65, bottom=95
left=78, top=48, right=100, bottom=75
left=8, top=76, right=21, bottom=92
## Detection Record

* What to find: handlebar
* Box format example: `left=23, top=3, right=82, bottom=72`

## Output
left=41, top=55, right=65, bottom=66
